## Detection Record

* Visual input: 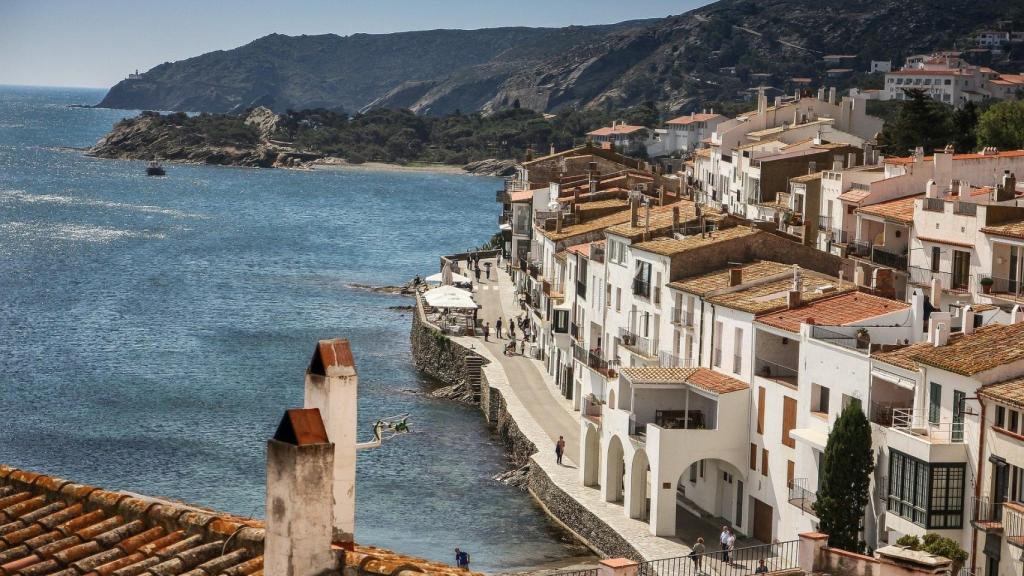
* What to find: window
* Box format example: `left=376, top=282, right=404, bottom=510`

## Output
left=690, top=463, right=698, bottom=483
left=931, top=247, right=941, bottom=273
left=762, top=449, right=769, bottom=476
left=699, top=459, right=705, bottom=478
left=633, top=261, right=652, bottom=298
left=929, top=382, right=941, bottom=425
left=713, top=321, right=724, bottom=367
left=757, top=387, right=766, bottom=434
left=750, top=443, right=758, bottom=470
left=1012, top=410, right=1020, bottom=434
left=888, top=450, right=965, bottom=528
left=783, top=396, right=797, bottom=448
left=787, top=460, right=795, bottom=487
left=997, top=405, right=1007, bottom=428
left=733, top=327, right=744, bottom=374
left=812, top=384, right=830, bottom=416
left=615, top=288, right=621, bottom=312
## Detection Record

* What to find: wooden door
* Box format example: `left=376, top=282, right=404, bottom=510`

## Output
left=753, top=498, right=773, bottom=544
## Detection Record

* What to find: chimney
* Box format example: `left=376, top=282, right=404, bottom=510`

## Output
left=914, top=147, right=925, bottom=162
left=630, top=197, right=639, bottom=227
left=926, top=179, right=940, bottom=199
left=304, top=339, right=359, bottom=544
left=933, top=321, right=950, bottom=347
left=962, top=305, right=976, bottom=335
left=930, top=277, right=943, bottom=307
left=998, top=170, right=1017, bottom=202
left=525, top=147, right=534, bottom=162
left=1012, top=304, right=1024, bottom=324
left=659, top=186, right=666, bottom=206
left=828, top=86, right=837, bottom=104
left=672, top=206, right=680, bottom=231
left=817, top=87, right=826, bottom=101
left=787, top=290, right=802, bottom=309
left=847, top=152, right=857, bottom=169
left=265, top=409, right=339, bottom=576
left=864, top=142, right=874, bottom=165
left=757, top=88, right=768, bottom=115
left=550, top=143, right=556, bottom=156
left=729, top=267, right=743, bottom=287
left=556, top=210, right=563, bottom=233
left=853, top=265, right=865, bottom=287
left=832, top=155, right=844, bottom=172
left=792, top=265, right=803, bottom=292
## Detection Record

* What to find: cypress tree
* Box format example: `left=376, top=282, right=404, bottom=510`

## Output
left=813, top=402, right=875, bottom=552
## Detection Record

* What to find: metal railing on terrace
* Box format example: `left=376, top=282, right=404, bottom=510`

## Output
left=818, top=215, right=832, bottom=231
left=871, top=246, right=908, bottom=270
left=908, top=266, right=972, bottom=295
left=829, top=227, right=850, bottom=244
left=810, top=325, right=865, bottom=353
left=670, top=307, right=694, bottom=327
left=620, top=328, right=657, bottom=358
left=754, top=358, right=799, bottom=385
left=788, top=478, right=818, bottom=516
left=891, top=408, right=965, bottom=443
left=979, top=274, right=1023, bottom=299
left=570, top=322, right=580, bottom=340
left=658, top=350, right=693, bottom=369
left=635, top=539, right=801, bottom=576
left=972, top=496, right=1004, bottom=529
left=869, top=402, right=910, bottom=428
left=849, top=240, right=872, bottom=258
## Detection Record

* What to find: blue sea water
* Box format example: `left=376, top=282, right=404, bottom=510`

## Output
left=0, top=85, right=576, bottom=573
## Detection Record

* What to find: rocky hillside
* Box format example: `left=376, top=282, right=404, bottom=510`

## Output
left=98, top=0, right=1021, bottom=116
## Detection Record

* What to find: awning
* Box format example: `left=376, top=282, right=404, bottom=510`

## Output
left=423, top=285, right=478, bottom=309
left=790, top=428, right=828, bottom=450
left=499, top=223, right=512, bottom=231
left=425, top=271, right=471, bottom=285
left=871, top=369, right=915, bottom=390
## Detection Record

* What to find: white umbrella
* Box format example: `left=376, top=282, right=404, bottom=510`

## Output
left=441, top=260, right=454, bottom=286
left=423, top=285, right=478, bottom=309
left=425, top=271, right=471, bottom=285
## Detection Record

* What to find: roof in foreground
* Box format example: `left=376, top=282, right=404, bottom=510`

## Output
left=631, top=226, right=758, bottom=257
left=604, top=200, right=702, bottom=240
left=0, top=465, right=475, bottom=576
left=873, top=322, right=1024, bottom=375
left=757, top=291, right=910, bottom=333
left=707, top=270, right=855, bottom=315
left=980, top=375, right=1024, bottom=410
left=619, top=367, right=748, bottom=394
left=982, top=219, right=1024, bottom=240
left=856, top=194, right=921, bottom=224
left=537, top=208, right=632, bottom=241
left=587, top=124, right=648, bottom=136
left=668, top=260, right=793, bottom=296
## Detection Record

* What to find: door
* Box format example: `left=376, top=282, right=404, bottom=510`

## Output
left=753, top=499, right=773, bottom=543
left=952, top=250, right=970, bottom=291
left=953, top=390, right=965, bottom=442
left=735, top=480, right=744, bottom=528
left=929, top=382, right=942, bottom=425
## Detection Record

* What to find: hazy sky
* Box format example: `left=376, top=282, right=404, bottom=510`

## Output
left=0, top=0, right=710, bottom=89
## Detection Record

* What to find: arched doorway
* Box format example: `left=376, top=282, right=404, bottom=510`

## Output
left=604, top=435, right=625, bottom=503
left=583, top=424, right=600, bottom=487
left=628, top=449, right=650, bottom=521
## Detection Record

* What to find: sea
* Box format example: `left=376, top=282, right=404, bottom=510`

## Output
left=0, top=85, right=581, bottom=573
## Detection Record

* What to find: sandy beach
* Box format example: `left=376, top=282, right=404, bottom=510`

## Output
left=311, top=157, right=468, bottom=174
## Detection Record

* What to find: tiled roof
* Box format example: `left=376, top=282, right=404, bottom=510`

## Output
left=0, top=466, right=474, bottom=576
left=790, top=172, right=824, bottom=184
left=884, top=150, right=1024, bottom=165
left=838, top=189, right=872, bottom=203
left=587, top=125, right=647, bottom=136
left=666, top=114, right=722, bottom=126
left=668, top=261, right=793, bottom=295
left=619, top=367, right=747, bottom=394
left=707, top=270, right=855, bottom=315
left=756, top=292, right=909, bottom=333
left=982, top=220, right=1024, bottom=240
left=631, top=226, right=758, bottom=257
left=537, top=208, right=632, bottom=241
left=604, top=201, right=704, bottom=241
left=980, top=375, right=1024, bottom=410
left=566, top=241, right=603, bottom=258
left=856, top=194, right=921, bottom=224
left=915, top=235, right=975, bottom=249
left=873, top=322, right=1024, bottom=376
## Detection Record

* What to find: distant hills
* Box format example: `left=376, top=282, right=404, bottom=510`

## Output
left=97, top=0, right=1022, bottom=116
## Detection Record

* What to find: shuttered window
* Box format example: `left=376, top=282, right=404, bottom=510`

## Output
left=787, top=460, right=795, bottom=486
left=782, top=396, right=797, bottom=448
left=757, top=387, right=766, bottom=435
left=762, top=449, right=769, bottom=476
left=750, top=443, right=758, bottom=470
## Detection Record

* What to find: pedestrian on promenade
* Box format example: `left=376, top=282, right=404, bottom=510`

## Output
left=483, top=322, right=490, bottom=341
left=496, top=318, right=503, bottom=339
left=720, top=526, right=730, bottom=562
left=485, top=262, right=491, bottom=280
left=474, top=266, right=481, bottom=282
left=508, top=320, right=515, bottom=340
left=726, top=529, right=736, bottom=565
left=690, top=537, right=705, bottom=572
left=520, top=337, right=526, bottom=355
left=755, top=559, right=768, bottom=574
left=555, top=435, right=566, bottom=465
left=454, top=548, right=468, bottom=569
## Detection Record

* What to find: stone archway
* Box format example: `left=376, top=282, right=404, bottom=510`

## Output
left=583, top=424, right=600, bottom=487
left=628, top=448, right=650, bottom=521
left=604, top=435, right=625, bottom=503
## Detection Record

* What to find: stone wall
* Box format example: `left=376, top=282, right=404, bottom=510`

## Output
left=409, top=304, right=477, bottom=399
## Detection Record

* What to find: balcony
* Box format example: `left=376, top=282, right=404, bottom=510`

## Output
left=954, top=202, right=978, bottom=216
left=576, top=281, right=587, bottom=300
left=1006, top=503, right=1024, bottom=548
left=658, top=350, right=693, bottom=368
left=891, top=409, right=964, bottom=444
left=885, top=408, right=968, bottom=465
left=754, top=357, right=798, bottom=386
left=788, top=478, right=818, bottom=517
left=818, top=215, right=832, bottom=231
left=620, top=328, right=657, bottom=358
left=908, top=266, right=971, bottom=295
left=828, top=227, right=850, bottom=244
left=923, top=197, right=945, bottom=212
left=971, top=496, right=1004, bottom=533
left=870, top=246, right=908, bottom=271
left=574, top=345, right=617, bottom=378
left=849, top=240, right=872, bottom=258
left=632, top=278, right=651, bottom=299
left=670, top=307, right=694, bottom=327
left=810, top=325, right=868, bottom=353
left=979, top=274, right=1024, bottom=302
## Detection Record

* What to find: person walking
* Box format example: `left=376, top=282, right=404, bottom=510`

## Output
left=725, top=528, right=736, bottom=565
left=690, top=537, right=706, bottom=573
left=720, top=526, right=730, bottom=563
left=474, top=266, right=481, bottom=282
left=555, top=436, right=566, bottom=465
left=508, top=320, right=515, bottom=340
left=496, top=318, right=503, bottom=339
left=483, top=322, right=490, bottom=341
left=485, top=262, right=491, bottom=280
left=454, top=548, right=468, bottom=569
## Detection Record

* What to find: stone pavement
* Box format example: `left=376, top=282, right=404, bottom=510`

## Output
left=449, top=258, right=693, bottom=561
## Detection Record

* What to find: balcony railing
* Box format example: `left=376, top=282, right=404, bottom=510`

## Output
left=818, top=215, right=832, bottom=231
left=670, top=307, right=694, bottom=327
left=891, top=408, right=965, bottom=443
left=923, top=197, right=945, bottom=212
left=849, top=240, right=873, bottom=257
left=1005, top=503, right=1024, bottom=548
left=620, top=328, right=657, bottom=358
left=810, top=325, right=867, bottom=353
left=635, top=540, right=800, bottom=576
left=908, top=266, right=971, bottom=294
left=788, top=478, right=818, bottom=516
left=658, top=350, right=693, bottom=368
left=972, top=496, right=1004, bottom=531
left=979, top=274, right=1023, bottom=299
left=828, top=227, right=850, bottom=244
left=869, top=402, right=912, bottom=427
left=755, top=358, right=799, bottom=385
left=632, top=278, right=651, bottom=299
left=570, top=322, right=580, bottom=340
left=576, top=281, right=587, bottom=300
left=871, top=246, right=908, bottom=270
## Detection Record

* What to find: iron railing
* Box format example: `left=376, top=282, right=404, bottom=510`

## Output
left=636, top=539, right=801, bottom=576
left=908, top=266, right=971, bottom=294
left=871, top=246, right=908, bottom=270
left=979, top=274, right=1023, bottom=298
left=869, top=402, right=910, bottom=427
left=659, top=351, right=693, bottom=369
left=891, top=408, right=965, bottom=443
left=1005, top=504, right=1024, bottom=548
left=818, top=214, right=832, bottom=231
left=829, top=227, right=849, bottom=244
left=789, top=478, right=818, bottom=516
left=671, top=307, right=694, bottom=327
left=849, top=240, right=872, bottom=257
left=810, top=325, right=866, bottom=352
left=755, top=357, right=799, bottom=383
left=972, top=496, right=1004, bottom=527
left=620, top=328, right=657, bottom=358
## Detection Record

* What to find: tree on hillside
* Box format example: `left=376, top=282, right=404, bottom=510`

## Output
left=977, top=100, right=1024, bottom=151
left=878, top=89, right=954, bottom=155
left=952, top=101, right=980, bottom=153
left=813, top=402, right=875, bottom=552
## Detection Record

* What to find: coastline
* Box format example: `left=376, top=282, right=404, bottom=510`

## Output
left=311, top=158, right=469, bottom=175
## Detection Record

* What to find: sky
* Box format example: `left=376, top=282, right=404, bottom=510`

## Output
left=0, top=0, right=710, bottom=89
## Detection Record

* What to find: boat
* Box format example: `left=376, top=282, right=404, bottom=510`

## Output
left=146, top=161, right=166, bottom=176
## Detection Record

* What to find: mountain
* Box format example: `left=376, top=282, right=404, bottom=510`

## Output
left=97, top=0, right=1022, bottom=115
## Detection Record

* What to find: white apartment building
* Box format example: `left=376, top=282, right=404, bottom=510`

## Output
left=652, top=112, right=724, bottom=156
left=882, top=54, right=1024, bottom=107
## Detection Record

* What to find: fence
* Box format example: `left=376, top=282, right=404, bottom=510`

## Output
left=551, top=569, right=598, bottom=576
left=810, top=325, right=863, bottom=353
left=635, top=539, right=801, bottom=576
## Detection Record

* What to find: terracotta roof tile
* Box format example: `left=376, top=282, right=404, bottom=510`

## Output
left=619, top=367, right=748, bottom=394
left=604, top=200, right=705, bottom=240
left=980, top=375, right=1024, bottom=410
left=857, top=194, right=921, bottom=224
left=666, top=113, right=722, bottom=125
left=757, top=292, right=909, bottom=333
left=982, top=219, right=1024, bottom=240
left=587, top=124, right=647, bottom=136
left=873, top=322, right=1024, bottom=375
left=669, top=261, right=792, bottom=295
left=631, top=226, right=758, bottom=257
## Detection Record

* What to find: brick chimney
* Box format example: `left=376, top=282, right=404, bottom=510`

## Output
left=672, top=206, right=680, bottom=232
left=998, top=170, right=1017, bottom=202
left=729, top=268, right=743, bottom=287
left=304, top=339, right=359, bottom=545
left=265, top=409, right=339, bottom=576
left=630, top=197, right=639, bottom=227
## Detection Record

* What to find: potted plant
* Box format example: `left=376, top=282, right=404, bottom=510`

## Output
left=981, top=276, right=994, bottom=294
left=856, top=327, right=871, bottom=349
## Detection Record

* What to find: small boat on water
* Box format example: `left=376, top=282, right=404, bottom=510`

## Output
left=146, top=161, right=166, bottom=176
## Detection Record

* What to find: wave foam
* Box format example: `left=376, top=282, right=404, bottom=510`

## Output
left=0, top=190, right=208, bottom=219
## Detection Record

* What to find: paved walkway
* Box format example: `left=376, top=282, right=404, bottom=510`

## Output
left=448, top=258, right=691, bottom=561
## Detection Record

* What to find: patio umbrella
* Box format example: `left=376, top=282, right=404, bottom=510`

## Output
left=441, top=260, right=454, bottom=286
left=425, top=271, right=471, bottom=285
left=423, top=285, right=478, bottom=309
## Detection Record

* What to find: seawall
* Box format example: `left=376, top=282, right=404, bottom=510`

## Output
left=410, top=301, right=642, bottom=561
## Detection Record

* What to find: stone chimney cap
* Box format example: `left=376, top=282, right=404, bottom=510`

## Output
left=274, top=408, right=330, bottom=446
left=309, top=338, right=356, bottom=377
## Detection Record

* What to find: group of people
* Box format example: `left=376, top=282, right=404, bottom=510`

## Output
left=688, top=527, right=768, bottom=574
left=467, top=252, right=493, bottom=282
left=482, top=314, right=535, bottom=355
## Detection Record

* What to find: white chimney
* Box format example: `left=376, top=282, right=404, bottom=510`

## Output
left=930, top=277, right=943, bottom=307
left=1012, top=304, right=1024, bottom=324
left=962, top=305, right=975, bottom=335
left=265, top=409, right=339, bottom=576
left=304, top=339, right=359, bottom=544
left=928, top=312, right=952, bottom=346
left=832, top=155, right=844, bottom=172
left=926, top=179, right=940, bottom=199
left=933, top=322, right=950, bottom=347
left=828, top=86, right=837, bottom=104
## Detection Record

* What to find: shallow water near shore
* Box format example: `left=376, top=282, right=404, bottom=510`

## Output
left=0, top=85, right=584, bottom=573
